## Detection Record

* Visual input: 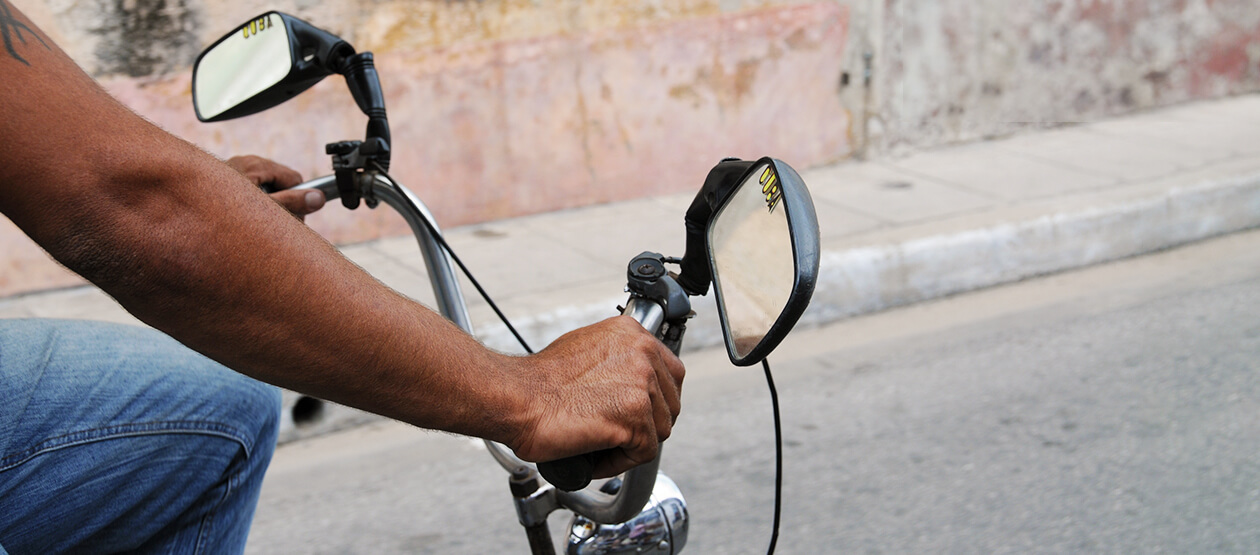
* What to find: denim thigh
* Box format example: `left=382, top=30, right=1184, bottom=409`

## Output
left=0, top=319, right=281, bottom=554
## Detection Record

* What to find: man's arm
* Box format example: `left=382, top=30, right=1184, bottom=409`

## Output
left=0, top=2, right=681, bottom=477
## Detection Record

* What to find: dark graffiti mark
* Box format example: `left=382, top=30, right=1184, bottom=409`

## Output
left=0, top=0, right=49, bottom=66
left=91, top=0, right=199, bottom=77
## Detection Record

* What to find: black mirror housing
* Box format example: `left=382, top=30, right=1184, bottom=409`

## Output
left=699, top=157, right=820, bottom=366
left=192, top=12, right=353, bottom=122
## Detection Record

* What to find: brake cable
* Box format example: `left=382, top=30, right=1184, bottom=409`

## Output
left=764, top=358, right=782, bottom=554
left=368, top=161, right=534, bottom=354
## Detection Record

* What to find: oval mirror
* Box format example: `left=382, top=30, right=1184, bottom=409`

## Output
left=192, top=12, right=347, bottom=122
left=707, top=158, right=820, bottom=365
left=193, top=13, right=294, bottom=121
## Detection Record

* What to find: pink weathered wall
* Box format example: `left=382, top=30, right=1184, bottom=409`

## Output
left=2, top=1, right=850, bottom=297
left=133, top=2, right=849, bottom=234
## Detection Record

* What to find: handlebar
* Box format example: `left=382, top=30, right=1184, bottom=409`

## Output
left=548, top=296, right=664, bottom=523
left=539, top=297, right=668, bottom=491
left=293, top=173, right=664, bottom=525
left=294, top=174, right=472, bottom=331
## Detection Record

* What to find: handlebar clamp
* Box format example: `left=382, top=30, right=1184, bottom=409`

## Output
left=326, top=138, right=390, bottom=209
left=626, top=252, right=691, bottom=322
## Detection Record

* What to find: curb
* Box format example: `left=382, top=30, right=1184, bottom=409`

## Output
left=803, top=171, right=1260, bottom=327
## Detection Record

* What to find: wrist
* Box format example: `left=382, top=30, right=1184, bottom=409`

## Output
left=482, top=352, right=544, bottom=452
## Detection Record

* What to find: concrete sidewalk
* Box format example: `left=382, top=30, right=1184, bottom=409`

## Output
left=4, top=94, right=1259, bottom=441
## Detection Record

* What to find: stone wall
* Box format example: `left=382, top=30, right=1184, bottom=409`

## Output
left=3, top=0, right=1258, bottom=297
left=871, top=0, right=1260, bottom=154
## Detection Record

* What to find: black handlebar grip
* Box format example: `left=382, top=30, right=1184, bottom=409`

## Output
left=538, top=452, right=599, bottom=492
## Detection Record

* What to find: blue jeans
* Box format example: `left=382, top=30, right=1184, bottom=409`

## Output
left=0, top=319, right=281, bottom=554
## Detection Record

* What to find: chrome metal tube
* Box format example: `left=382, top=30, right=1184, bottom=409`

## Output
left=295, top=175, right=527, bottom=469
left=293, top=175, right=339, bottom=198
left=294, top=174, right=471, bottom=331
left=369, top=174, right=474, bottom=333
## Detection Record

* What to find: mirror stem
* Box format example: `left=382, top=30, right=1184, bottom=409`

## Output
left=677, top=158, right=756, bottom=296
left=342, top=52, right=391, bottom=171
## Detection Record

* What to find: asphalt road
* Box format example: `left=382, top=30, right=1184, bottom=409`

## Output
left=246, top=228, right=1260, bottom=554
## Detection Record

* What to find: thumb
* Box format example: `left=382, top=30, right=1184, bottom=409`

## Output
left=270, top=189, right=326, bottom=217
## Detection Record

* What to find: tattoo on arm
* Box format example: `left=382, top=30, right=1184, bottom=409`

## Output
left=1, top=0, right=49, bottom=66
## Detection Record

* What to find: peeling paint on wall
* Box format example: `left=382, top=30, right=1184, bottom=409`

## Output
left=39, top=0, right=202, bottom=77
left=91, top=0, right=201, bottom=77
left=876, top=0, right=1260, bottom=153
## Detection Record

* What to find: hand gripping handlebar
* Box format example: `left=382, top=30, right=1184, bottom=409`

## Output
left=294, top=173, right=668, bottom=525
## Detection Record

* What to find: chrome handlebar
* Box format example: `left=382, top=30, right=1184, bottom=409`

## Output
left=294, top=173, right=662, bottom=525
left=294, top=175, right=472, bottom=332
left=553, top=296, right=663, bottom=524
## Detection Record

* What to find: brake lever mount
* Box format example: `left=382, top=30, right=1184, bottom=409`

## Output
left=626, top=252, right=692, bottom=354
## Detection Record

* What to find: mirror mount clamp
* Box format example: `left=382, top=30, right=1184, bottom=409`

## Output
left=322, top=49, right=392, bottom=208
left=626, top=252, right=692, bottom=323
left=327, top=138, right=390, bottom=209
left=676, top=158, right=756, bottom=297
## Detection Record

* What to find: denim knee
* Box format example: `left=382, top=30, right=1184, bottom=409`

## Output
left=0, top=319, right=286, bottom=553
left=0, top=319, right=285, bottom=461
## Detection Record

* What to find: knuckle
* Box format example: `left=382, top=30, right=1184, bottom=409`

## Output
left=639, top=368, right=658, bottom=389
left=611, top=427, right=634, bottom=451
left=626, top=436, right=655, bottom=464
left=633, top=391, right=653, bottom=414
left=633, top=335, right=658, bottom=356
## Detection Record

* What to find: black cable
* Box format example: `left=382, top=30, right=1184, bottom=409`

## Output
left=763, top=358, right=782, bottom=555
left=367, top=162, right=534, bottom=354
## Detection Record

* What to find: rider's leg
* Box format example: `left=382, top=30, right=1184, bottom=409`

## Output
left=0, top=319, right=281, bottom=554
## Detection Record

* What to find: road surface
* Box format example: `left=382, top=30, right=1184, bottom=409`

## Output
left=247, top=228, right=1260, bottom=553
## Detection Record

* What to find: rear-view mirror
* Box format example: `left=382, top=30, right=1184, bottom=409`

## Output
left=708, top=158, right=820, bottom=366
left=192, top=12, right=349, bottom=122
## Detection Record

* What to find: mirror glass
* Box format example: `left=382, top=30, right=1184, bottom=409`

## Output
left=708, top=162, right=796, bottom=360
left=194, top=14, right=291, bottom=121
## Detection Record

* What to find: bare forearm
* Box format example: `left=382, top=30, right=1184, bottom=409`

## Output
left=54, top=133, right=528, bottom=445
left=109, top=144, right=517, bottom=436
left=0, top=26, right=528, bottom=445
left=152, top=158, right=516, bottom=433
